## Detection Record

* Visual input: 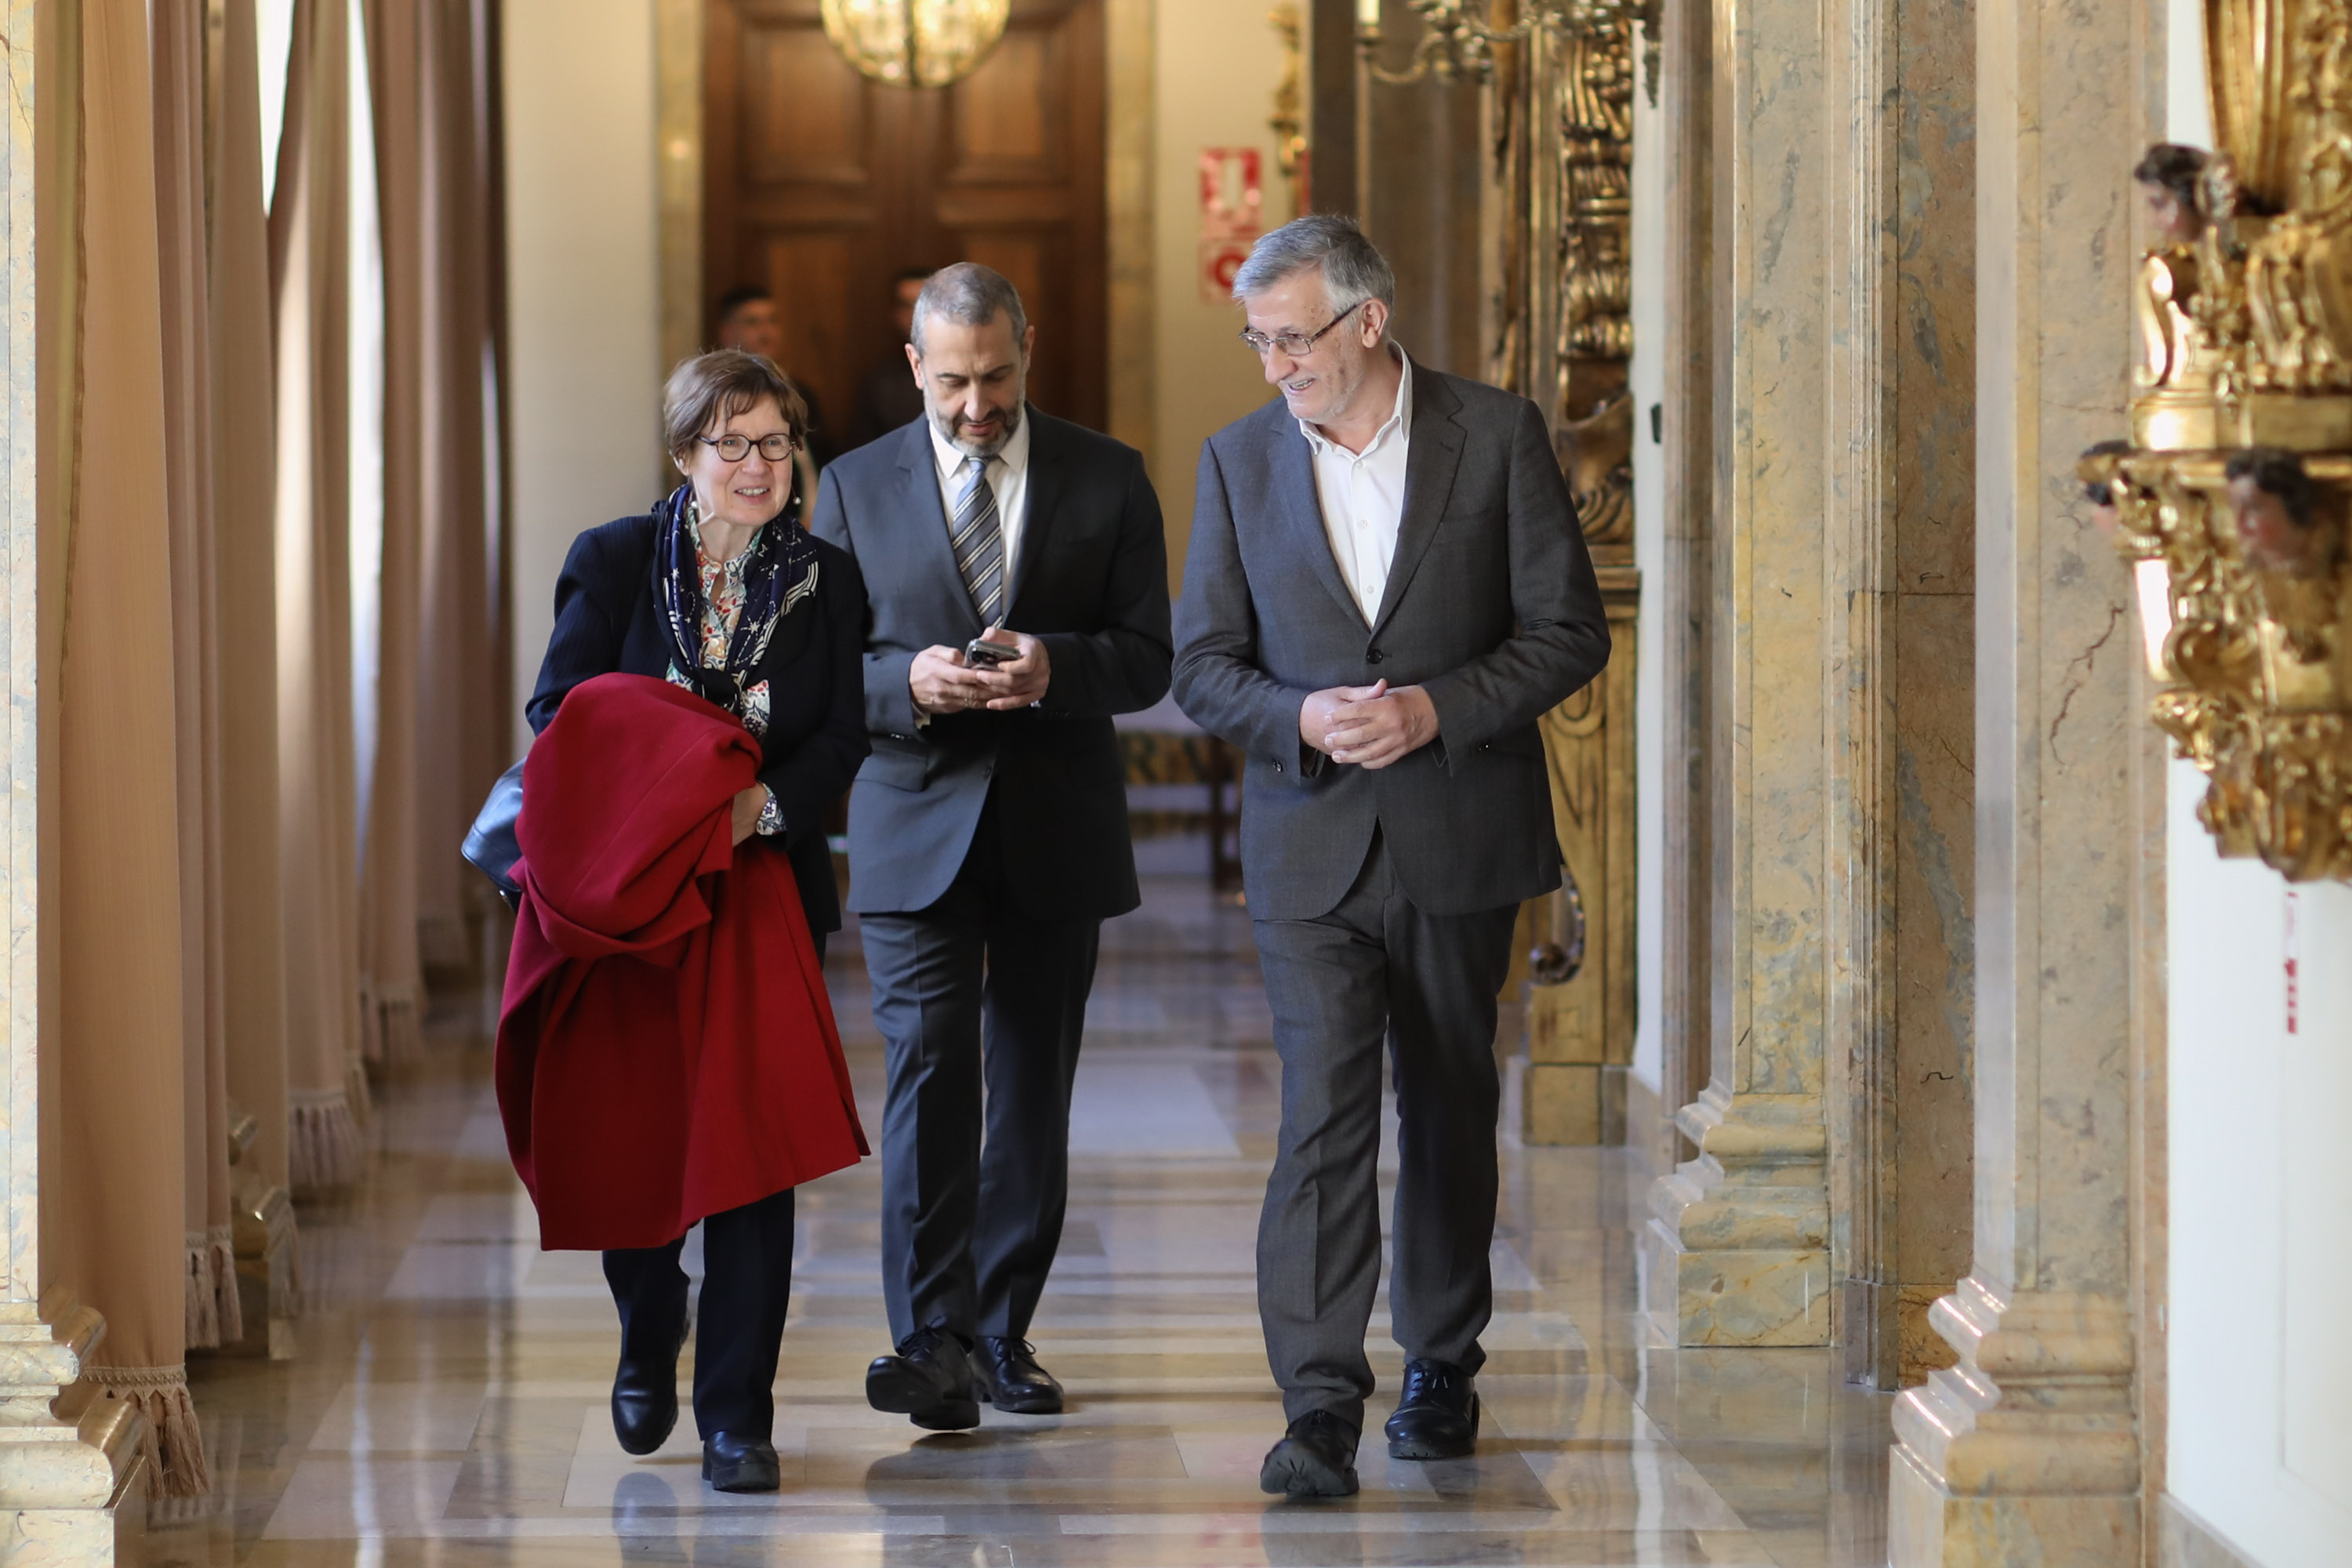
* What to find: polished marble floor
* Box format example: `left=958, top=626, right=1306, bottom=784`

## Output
left=152, top=859, right=1897, bottom=1567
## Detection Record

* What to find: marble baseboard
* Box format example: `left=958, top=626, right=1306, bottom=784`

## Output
left=1524, top=1063, right=1631, bottom=1145
left=1623, top=1069, right=1670, bottom=1181
left=2159, top=1494, right=2259, bottom=1568
left=1, top=1447, right=147, bottom=1567
left=1843, top=1279, right=1961, bottom=1390
left=1640, top=1220, right=1831, bottom=1346
left=1889, top=1446, right=2136, bottom=1567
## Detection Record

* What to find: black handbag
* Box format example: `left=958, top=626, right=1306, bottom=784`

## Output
left=463, top=757, right=526, bottom=907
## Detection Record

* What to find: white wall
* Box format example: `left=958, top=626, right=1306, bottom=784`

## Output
left=2165, top=764, right=2352, bottom=1566
left=503, top=0, right=662, bottom=750
left=1152, top=0, right=1291, bottom=594
left=2160, top=11, right=2352, bottom=1560
left=1627, top=49, right=1667, bottom=1103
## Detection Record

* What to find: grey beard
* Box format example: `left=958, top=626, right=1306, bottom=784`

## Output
left=933, top=397, right=1024, bottom=457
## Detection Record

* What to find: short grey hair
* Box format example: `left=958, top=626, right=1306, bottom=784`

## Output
left=910, top=263, right=1029, bottom=356
left=1230, top=214, right=1397, bottom=315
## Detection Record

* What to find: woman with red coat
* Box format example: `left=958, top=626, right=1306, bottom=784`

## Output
left=508, top=350, right=869, bottom=1494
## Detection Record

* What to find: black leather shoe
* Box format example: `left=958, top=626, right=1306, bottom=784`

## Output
left=1384, top=1358, right=1480, bottom=1460
left=701, top=1431, right=781, bottom=1494
left=972, top=1337, right=1065, bottom=1414
left=865, top=1326, right=982, bottom=1431
left=610, top=1324, right=686, bottom=1456
left=1258, top=1410, right=1360, bottom=1497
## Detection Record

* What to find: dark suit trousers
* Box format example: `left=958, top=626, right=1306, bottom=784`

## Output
left=1250, top=829, right=1519, bottom=1433
left=860, top=793, right=1101, bottom=1344
left=599, top=927, right=826, bottom=1439
left=601, top=1187, right=796, bottom=1439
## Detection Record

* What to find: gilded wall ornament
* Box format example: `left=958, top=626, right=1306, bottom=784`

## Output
left=2105, top=0, right=2352, bottom=881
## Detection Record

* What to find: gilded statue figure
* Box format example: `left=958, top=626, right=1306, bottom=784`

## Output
left=2135, top=146, right=2216, bottom=394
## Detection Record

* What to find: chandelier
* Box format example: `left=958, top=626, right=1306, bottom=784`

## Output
left=820, top=0, right=1011, bottom=89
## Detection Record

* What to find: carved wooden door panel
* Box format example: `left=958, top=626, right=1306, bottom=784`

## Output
left=703, top=0, right=1107, bottom=441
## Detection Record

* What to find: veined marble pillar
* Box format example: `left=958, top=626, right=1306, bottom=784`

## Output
left=1639, top=0, right=1835, bottom=1347
left=1645, top=0, right=1978, bottom=1359
left=2, top=4, right=151, bottom=1560
left=1886, top=0, right=2157, bottom=1548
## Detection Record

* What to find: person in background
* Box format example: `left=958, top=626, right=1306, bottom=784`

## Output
left=848, top=268, right=934, bottom=450
left=714, top=284, right=832, bottom=490
left=1172, top=215, right=1610, bottom=1499
left=810, top=263, right=1171, bottom=1433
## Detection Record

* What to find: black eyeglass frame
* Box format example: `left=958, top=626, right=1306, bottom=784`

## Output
left=1238, top=299, right=1368, bottom=358
left=696, top=433, right=802, bottom=463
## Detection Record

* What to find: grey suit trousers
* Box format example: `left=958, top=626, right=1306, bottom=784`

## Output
left=862, top=793, right=1102, bottom=1345
left=1250, top=829, right=1519, bottom=1433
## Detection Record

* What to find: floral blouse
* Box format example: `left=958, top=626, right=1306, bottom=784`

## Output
left=669, top=511, right=785, bottom=837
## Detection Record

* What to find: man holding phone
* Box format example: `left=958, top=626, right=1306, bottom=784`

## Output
left=809, top=264, right=1171, bottom=1430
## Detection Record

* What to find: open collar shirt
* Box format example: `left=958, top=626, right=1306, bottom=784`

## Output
left=1298, top=348, right=1413, bottom=626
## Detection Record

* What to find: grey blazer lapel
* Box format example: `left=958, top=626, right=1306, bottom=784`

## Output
left=1005, top=405, right=1058, bottom=621
left=1370, top=369, right=1465, bottom=637
left=1268, top=416, right=1363, bottom=626
left=896, top=419, right=982, bottom=634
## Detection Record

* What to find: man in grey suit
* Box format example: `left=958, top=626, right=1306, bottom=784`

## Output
left=810, top=264, right=1171, bottom=1431
left=1172, top=216, right=1608, bottom=1497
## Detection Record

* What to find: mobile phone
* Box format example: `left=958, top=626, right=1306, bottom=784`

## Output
left=964, top=636, right=1018, bottom=668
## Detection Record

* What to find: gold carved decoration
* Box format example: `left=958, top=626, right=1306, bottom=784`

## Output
left=2107, top=0, right=2352, bottom=880
left=1269, top=6, right=1309, bottom=215
left=1473, top=0, right=1644, bottom=1138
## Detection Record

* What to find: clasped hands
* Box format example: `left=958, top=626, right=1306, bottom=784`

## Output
left=1299, top=679, right=1438, bottom=769
left=910, top=629, right=1052, bottom=716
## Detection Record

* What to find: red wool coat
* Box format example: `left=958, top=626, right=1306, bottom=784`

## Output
left=495, top=673, right=867, bottom=1250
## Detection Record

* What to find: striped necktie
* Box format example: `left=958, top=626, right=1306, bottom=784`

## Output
left=949, top=452, right=1005, bottom=624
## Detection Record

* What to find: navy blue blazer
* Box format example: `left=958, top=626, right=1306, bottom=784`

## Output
left=808, top=411, right=1171, bottom=919
left=524, top=512, right=871, bottom=935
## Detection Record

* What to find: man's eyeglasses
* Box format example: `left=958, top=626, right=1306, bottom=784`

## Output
left=1239, top=300, right=1366, bottom=358
left=698, top=433, right=800, bottom=463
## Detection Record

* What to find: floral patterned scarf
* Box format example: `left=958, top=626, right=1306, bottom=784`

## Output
left=655, top=481, right=820, bottom=735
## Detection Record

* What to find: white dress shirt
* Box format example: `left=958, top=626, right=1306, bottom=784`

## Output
left=929, top=406, right=1033, bottom=616
left=1299, top=350, right=1413, bottom=625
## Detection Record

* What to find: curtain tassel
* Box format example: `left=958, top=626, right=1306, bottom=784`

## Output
left=85, top=1367, right=211, bottom=1498
left=185, top=1225, right=244, bottom=1350
left=183, top=1236, right=220, bottom=1349
left=289, top=1083, right=368, bottom=1190
left=375, top=982, right=419, bottom=1061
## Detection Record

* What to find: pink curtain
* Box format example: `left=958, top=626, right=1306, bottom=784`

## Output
left=359, top=0, right=505, bottom=1050
left=272, top=0, right=372, bottom=1186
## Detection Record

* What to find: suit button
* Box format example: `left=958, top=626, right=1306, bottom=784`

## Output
left=1274, top=762, right=1284, bottom=773
left=1366, top=648, right=1385, bottom=664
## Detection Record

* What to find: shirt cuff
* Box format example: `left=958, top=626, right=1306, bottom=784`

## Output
left=755, top=789, right=786, bottom=837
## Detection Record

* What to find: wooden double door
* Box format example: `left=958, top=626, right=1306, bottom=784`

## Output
left=704, top=0, right=1108, bottom=442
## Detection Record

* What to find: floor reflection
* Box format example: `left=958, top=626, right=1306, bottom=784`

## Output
left=149, top=857, right=1895, bottom=1568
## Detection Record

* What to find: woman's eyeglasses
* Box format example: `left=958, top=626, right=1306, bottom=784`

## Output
left=699, top=433, right=800, bottom=463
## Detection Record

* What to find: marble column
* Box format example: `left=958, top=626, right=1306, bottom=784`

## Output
left=1639, top=0, right=1713, bottom=1181
left=1886, top=0, right=2158, bottom=1548
left=1639, top=0, right=1838, bottom=1348
left=1828, top=0, right=1979, bottom=1392
left=1643, top=0, right=1980, bottom=1356
left=2, top=4, right=151, bottom=1560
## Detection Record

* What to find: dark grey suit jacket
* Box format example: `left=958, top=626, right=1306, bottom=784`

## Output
left=809, top=409, right=1172, bottom=919
left=1171, top=365, right=1610, bottom=920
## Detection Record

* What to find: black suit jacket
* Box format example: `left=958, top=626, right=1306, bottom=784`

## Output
left=524, top=513, right=871, bottom=935
left=1172, top=364, right=1610, bottom=920
left=808, top=408, right=1172, bottom=919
